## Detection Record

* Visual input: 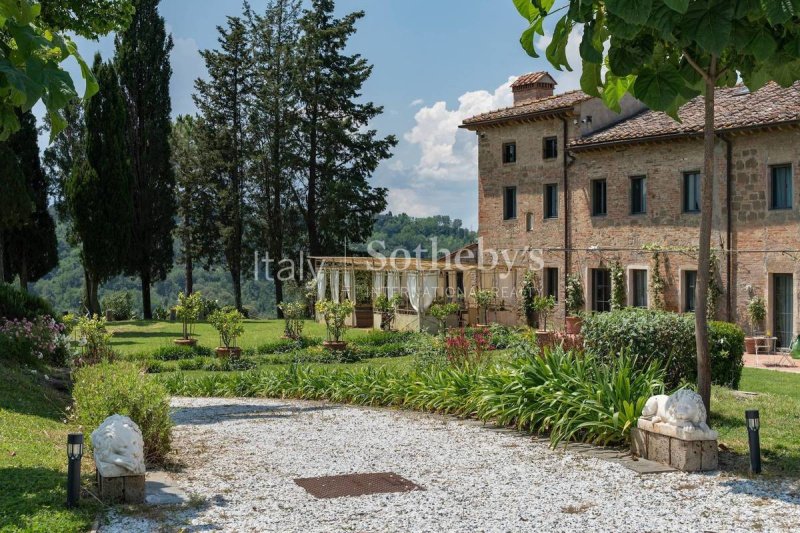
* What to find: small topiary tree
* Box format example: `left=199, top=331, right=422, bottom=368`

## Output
left=520, top=270, right=539, bottom=327
left=429, top=302, right=461, bottom=337
left=533, top=295, right=556, bottom=332
left=209, top=307, right=245, bottom=351
left=374, top=293, right=402, bottom=331
left=474, top=288, right=495, bottom=325
left=315, top=299, right=355, bottom=345
left=175, top=291, right=203, bottom=342
left=565, top=274, right=585, bottom=316
left=747, top=295, right=766, bottom=335
left=278, top=301, right=306, bottom=340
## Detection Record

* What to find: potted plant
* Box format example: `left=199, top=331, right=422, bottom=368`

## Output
left=533, top=294, right=556, bottom=348
left=429, top=302, right=461, bottom=337
left=565, top=274, right=585, bottom=335
left=278, top=301, right=306, bottom=340
left=745, top=295, right=766, bottom=354
left=374, top=293, right=402, bottom=331
left=315, top=299, right=355, bottom=350
left=473, top=288, right=495, bottom=327
left=209, top=307, right=245, bottom=358
left=174, top=291, right=202, bottom=346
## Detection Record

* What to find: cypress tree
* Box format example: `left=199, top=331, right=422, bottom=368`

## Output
left=194, top=15, right=253, bottom=310
left=171, top=115, right=219, bottom=295
left=0, top=146, right=32, bottom=284
left=115, top=0, right=176, bottom=319
left=294, top=0, right=396, bottom=257
left=3, top=112, right=58, bottom=290
left=65, top=55, right=134, bottom=315
left=246, top=0, right=301, bottom=315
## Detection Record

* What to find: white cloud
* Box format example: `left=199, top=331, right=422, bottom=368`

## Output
left=403, top=78, right=515, bottom=184
left=535, top=26, right=583, bottom=92
left=409, top=98, right=425, bottom=107
left=170, top=35, right=207, bottom=117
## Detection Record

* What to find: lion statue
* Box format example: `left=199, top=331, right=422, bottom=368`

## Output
left=641, top=389, right=710, bottom=432
left=91, top=414, right=146, bottom=478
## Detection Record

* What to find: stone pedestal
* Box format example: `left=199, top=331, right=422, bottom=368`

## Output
left=631, top=418, right=718, bottom=472
left=98, top=473, right=146, bottom=504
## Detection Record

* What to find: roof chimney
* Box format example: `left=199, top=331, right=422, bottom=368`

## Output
left=511, top=72, right=557, bottom=106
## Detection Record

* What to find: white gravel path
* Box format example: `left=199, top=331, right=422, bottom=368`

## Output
left=102, top=397, right=800, bottom=533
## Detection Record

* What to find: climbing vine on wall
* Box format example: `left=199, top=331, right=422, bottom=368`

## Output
left=610, top=261, right=626, bottom=310
left=707, top=250, right=723, bottom=320
left=643, top=244, right=666, bottom=311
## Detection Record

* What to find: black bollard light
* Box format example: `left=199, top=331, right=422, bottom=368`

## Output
left=745, top=410, right=761, bottom=475
left=66, top=433, right=84, bottom=508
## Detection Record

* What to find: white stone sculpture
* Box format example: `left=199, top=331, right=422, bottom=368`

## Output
left=640, top=389, right=717, bottom=441
left=91, top=414, right=146, bottom=478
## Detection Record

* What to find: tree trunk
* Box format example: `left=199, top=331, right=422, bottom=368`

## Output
left=89, top=274, right=100, bottom=316
left=185, top=253, right=193, bottom=295
left=231, top=267, right=242, bottom=313
left=0, top=235, right=5, bottom=284
left=18, top=253, right=28, bottom=292
left=696, top=61, right=717, bottom=413
left=141, top=271, right=152, bottom=320
left=83, top=269, right=101, bottom=315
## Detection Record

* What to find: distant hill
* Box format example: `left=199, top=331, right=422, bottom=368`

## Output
left=28, top=212, right=476, bottom=317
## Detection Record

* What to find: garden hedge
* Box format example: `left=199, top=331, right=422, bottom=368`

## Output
left=581, top=308, right=744, bottom=389
left=0, top=283, right=56, bottom=320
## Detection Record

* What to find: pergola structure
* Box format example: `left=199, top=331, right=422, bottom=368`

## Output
left=311, top=247, right=530, bottom=331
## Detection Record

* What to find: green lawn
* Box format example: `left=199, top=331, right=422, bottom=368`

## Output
left=0, top=366, right=99, bottom=532
left=107, top=319, right=369, bottom=355
left=712, top=368, right=800, bottom=477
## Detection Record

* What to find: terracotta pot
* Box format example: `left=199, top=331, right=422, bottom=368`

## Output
left=323, top=340, right=348, bottom=351
left=744, top=337, right=756, bottom=355
left=535, top=331, right=555, bottom=351
left=215, top=346, right=242, bottom=358
left=565, top=316, right=583, bottom=335
left=174, top=338, right=197, bottom=347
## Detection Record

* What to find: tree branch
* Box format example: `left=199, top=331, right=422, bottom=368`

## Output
left=683, top=50, right=709, bottom=81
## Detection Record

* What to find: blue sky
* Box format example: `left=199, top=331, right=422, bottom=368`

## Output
left=43, top=0, right=579, bottom=230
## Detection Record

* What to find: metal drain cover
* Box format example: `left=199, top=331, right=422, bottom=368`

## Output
left=294, top=472, right=424, bottom=499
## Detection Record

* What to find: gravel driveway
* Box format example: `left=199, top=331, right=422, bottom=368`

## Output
left=102, top=397, right=800, bottom=533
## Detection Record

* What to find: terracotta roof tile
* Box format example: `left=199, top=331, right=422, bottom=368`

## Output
left=572, top=82, right=800, bottom=147
left=462, top=89, right=592, bottom=126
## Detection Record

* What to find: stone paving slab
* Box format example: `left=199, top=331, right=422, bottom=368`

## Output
left=145, top=471, right=189, bottom=506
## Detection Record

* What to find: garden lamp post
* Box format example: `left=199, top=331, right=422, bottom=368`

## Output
left=66, top=433, right=84, bottom=508
left=745, top=410, right=761, bottom=475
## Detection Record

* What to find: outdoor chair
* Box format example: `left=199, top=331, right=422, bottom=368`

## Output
left=775, top=348, right=797, bottom=367
left=754, top=336, right=776, bottom=367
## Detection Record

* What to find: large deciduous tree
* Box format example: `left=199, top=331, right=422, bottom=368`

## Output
left=115, top=0, right=176, bottom=319
left=293, top=0, right=396, bottom=259
left=65, top=55, right=134, bottom=315
left=194, top=15, right=253, bottom=310
left=515, top=0, right=800, bottom=410
left=2, top=112, right=58, bottom=289
left=171, top=115, right=220, bottom=295
left=0, top=0, right=133, bottom=140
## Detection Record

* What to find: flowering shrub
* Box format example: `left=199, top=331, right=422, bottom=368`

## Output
left=278, top=301, right=306, bottom=339
left=0, top=315, right=68, bottom=365
left=445, top=328, right=493, bottom=368
left=208, top=308, right=245, bottom=348
left=68, top=314, right=115, bottom=367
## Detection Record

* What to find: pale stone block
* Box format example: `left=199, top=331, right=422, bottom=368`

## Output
left=98, top=474, right=146, bottom=504
left=630, top=428, right=646, bottom=457
left=670, top=439, right=702, bottom=471
left=648, top=433, right=671, bottom=465
left=701, top=440, right=719, bottom=471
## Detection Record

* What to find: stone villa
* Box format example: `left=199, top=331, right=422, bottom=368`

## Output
left=460, top=72, right=800, bottom=347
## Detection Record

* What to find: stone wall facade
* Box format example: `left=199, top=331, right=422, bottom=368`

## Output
left=473, top=110, right=800, bottom=345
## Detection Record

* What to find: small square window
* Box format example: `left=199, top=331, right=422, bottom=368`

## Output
left=526, top=212, right=533, bottom=232
left=543, top=137, right=558, bottom=160
left=544, top=184, right=558, bottom=219
left=503, top=186, right=517, bottom=220
left=544, top=267, right=559, bottom=301
left=684, top=270, right=697, bottom=312
left=503, top=142, right=517, bottom=164
left=770, top=164, right=792, bottom=210
left=631, top=176, right=647, bottom=215
left=631, top=269, right=648, bottom=308
left=683, top=172, right=701, bottom=213
left=592, top=179, right=607, bottom=216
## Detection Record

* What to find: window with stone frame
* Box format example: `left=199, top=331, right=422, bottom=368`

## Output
left=503, top=142, right=517, bottom=164
left=503, top=186, right=517, bottom=220
left=544, top=184, right=558, bottom=218
left=683, top=270, right=697, bottom=312
left=544, top=267, right=559, bottom=301
left=631, top=269, right=648, bottom=308
left=591, top=179, right=607, bottom=216
left=591, top=268, right=611, bottom=312
left=683, top=172, right=701, bottom=213
left=770, top=164, right=793, bottom=210
left=630, top=176, right=647, bottom=215
left=543, top=136, right=558, bottom=160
